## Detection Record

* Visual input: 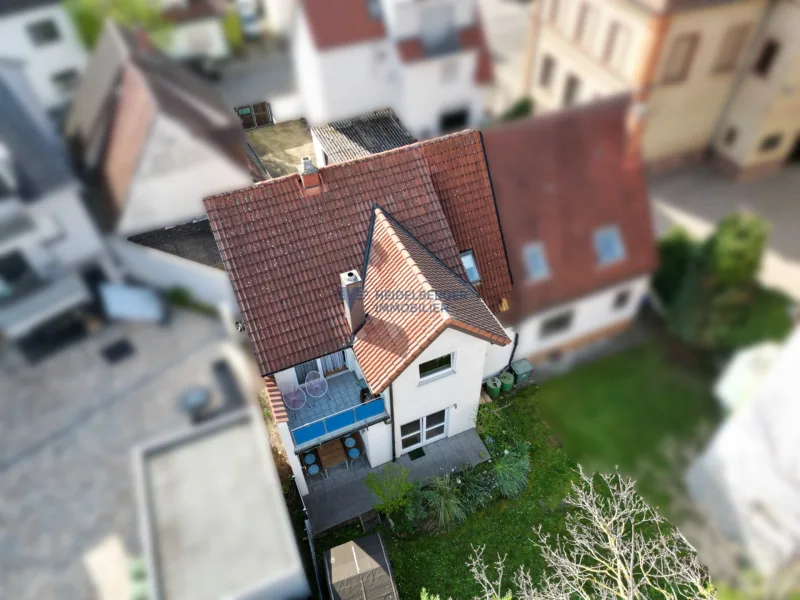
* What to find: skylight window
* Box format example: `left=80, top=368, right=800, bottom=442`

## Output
left=459, top=250, right=480, bottom=284
left=593, top=226, right=625, bottom=266
left=523, top=242, right=550, bottom=282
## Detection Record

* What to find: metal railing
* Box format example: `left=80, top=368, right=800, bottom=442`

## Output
left=291, top=397, right=388, bottom=450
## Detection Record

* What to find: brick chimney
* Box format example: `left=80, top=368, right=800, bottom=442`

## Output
left=340, top=270, right=365, bottom=334
left=297, top=156, right=321, bottom=192
left=624, top=102, right=648, bottom=168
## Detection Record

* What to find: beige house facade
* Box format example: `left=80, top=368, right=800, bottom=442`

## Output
left=524, top=0, right=800, bottom=180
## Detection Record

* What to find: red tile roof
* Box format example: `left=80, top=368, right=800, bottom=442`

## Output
left=300, top=0, right=386, bottom=50
left=104, top=65, right=157, bottom=214
left=353, top=209, right=510, bottom=393
left=396, top=24, right=494, bottom=85
left=481, top=96, right=658, bottom=323
left=263, top=376, right=287, bottom=424
left=204, top=130, right=512, bottom=377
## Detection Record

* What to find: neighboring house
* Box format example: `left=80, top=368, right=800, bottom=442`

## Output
left=687, top=326, right=800, bottom=577
left=134, top=406, right=311, bottom=600
left=291, top=0, right=494, bottom=139
left=204, top=130, right=514, bottom=498
left=0, top=59, right=119, bottom=352
left=309, top=108, right=416, bottom=166
left=524, top=0, right=800, bottom=180
left=64, top=21, right=252, bottom=236
left=482, top=95, right=658, bottom=366
left=0, top=0, right=87, bottom=121
left=159, top=0, right=231, bottom=69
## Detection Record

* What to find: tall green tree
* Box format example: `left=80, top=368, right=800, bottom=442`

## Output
left=667, top=212, right=770, bottom=351
left=64, top=0, right=173, bottom=50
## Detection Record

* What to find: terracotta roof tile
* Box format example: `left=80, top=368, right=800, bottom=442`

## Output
left=354, top=208, right=509, bottom=393
left=481, top=96, right=658, bottom=323
left=264, top=376, right=287, bottom=424
left=301, top=0, right=386, bottom=50
left=103, top=65, right=157, bottom=213
left=204, top=130, right=511, bottom=376
left=397, top=23, right=494, bottom=85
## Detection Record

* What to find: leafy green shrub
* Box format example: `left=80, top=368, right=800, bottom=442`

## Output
left=492, top=446, right=531, bottom=498
left=393, top=481, right=428, bottom=535
left=166, top=287, right=217, bottom=316
left=458, top=468, right=494, bottom=512
left=424, top=474, right=467, bottom=531
left=502, top=97, right=534, bottom=121
left=653, top=227, right=696, bottom=307
left=366, top=464, right=415, bottom=519
left=706, top=212, right=768, bottom=287
left=477, top=404, right=519, bottom=451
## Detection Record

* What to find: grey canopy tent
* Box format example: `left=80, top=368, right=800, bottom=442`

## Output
left=324, top=533, right=399, bottom=600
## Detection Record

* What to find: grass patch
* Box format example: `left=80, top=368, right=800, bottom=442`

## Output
left=533, top=339, right=720, bottom=508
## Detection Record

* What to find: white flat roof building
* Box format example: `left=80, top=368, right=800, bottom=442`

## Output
left=135, top=407, right=311, bottom=600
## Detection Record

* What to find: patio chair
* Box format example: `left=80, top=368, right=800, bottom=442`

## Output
left=283, top=384, right=306, bottom=410
left=305, top=370, right=328, bottom=400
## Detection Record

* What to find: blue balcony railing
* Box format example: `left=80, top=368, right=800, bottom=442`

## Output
left=291, top=398, right=388, bottom=451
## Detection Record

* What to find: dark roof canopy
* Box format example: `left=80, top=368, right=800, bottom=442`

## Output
left=310, top=109, right=415, bottom=164
left=324, top=534, right=398, bottom=600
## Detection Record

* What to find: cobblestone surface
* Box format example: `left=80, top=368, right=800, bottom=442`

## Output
left=0, top=312, right=234, bottom=600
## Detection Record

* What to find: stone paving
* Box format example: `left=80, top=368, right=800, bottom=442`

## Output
left=303, top=429, right=490, bottom=534
left=0, top=311, right=240, bottom=600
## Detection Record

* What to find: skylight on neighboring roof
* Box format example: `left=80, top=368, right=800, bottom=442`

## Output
left=522, top=242, right=550, bottom=282
left=594, top=226, right=626, bottom=266
left=459, top=250, right=480, bottom=284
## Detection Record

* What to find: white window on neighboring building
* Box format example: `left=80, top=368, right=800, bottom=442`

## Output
left=603, top=21, right=631, bottom=73
left=27, top=19, right=61, bottom=46
left=540, top=310, right=573, bottom=339
left=420, top=3, right=457, bottom=55
left=523, top=242, right=550, bottom=282
left=419, top=353, right=454, bottom=381
left=459, top=250, right=480, bottom=284
left=593, top=225, right=626, bottom=266
left=51, top=69, right=80, bottom=95
left=400, top=409, right=447, bottom=450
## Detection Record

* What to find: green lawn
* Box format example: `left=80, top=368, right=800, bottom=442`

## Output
left=316, top=339, right=720, bottom=600
left=534, top=339, right=721, bottom=505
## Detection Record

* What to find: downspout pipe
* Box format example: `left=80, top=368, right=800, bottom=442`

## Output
left=389, top=381, right=397, bottom=462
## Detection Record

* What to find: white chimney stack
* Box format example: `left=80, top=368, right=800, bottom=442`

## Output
left=340, top=270, right=365, bottom=334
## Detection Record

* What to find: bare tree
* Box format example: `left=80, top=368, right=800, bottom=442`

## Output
left=469, top=466, right=716, bottom=600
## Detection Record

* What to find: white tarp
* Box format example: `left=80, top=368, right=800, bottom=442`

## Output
left=687, top=327, right=800, bottom=576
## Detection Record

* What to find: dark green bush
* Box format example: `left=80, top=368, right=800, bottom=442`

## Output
left=653, top=227, right=696, bottom=307
left=492, top=446, right=531, bottom=498
left=502, top=97, right=534, bottom=121
left=458, top=468, right=494, bottom=512
left=424, top=475, right=467, bottom=531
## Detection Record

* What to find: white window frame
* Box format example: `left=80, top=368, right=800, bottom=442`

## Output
left=593, top=225, right=626, bottom=266
left=399, top=409, right=449, bottom=452
left=522, top=242, right=551, bottom=283
left=418, top=352, right=456, bottom=385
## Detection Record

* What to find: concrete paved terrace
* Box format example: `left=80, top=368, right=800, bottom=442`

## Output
left=303, top=429, right=490, bottom=534
left=0, top=311, right=247, bottom=600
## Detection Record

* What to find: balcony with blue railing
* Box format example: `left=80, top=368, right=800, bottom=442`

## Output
left=286, top=371, right=389, bottom=452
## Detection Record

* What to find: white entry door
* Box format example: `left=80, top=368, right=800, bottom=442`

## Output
left=400, top=409, right=447, bottom=452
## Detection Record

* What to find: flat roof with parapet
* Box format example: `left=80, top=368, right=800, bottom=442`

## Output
left=135, top=408, right=310, bottom=600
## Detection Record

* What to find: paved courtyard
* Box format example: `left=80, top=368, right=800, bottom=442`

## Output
left=0, top=311, right=243, bottom=600
left=650, top=164, right=800, bottom=302
left=303, top=429, right=490, bottom=534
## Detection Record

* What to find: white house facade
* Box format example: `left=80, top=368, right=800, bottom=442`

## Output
left=0, top=1, right=87, bottom=116
left=291, top=0, right=493, bottom=139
